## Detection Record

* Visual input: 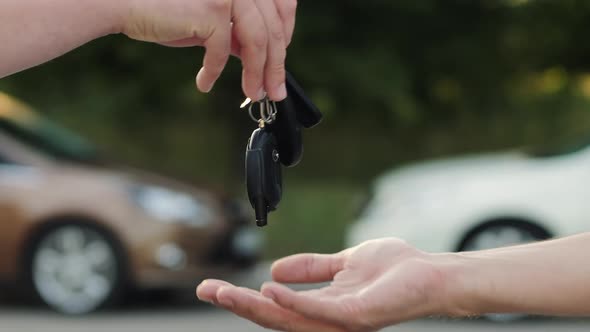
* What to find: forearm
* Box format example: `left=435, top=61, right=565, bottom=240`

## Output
left=442, top=233, right=590, bottom=317
left=0, top=0, right=125, bottom=78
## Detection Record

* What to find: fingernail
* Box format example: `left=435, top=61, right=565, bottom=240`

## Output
left=196, top=281, right=207, bottom=293
left=196, top=281, right=206, bottom=296
left=256, top=88, right=266, bottom=101
left=274, top=83, right=287, bottom=101
left=196, top=68, right=214, bottom=93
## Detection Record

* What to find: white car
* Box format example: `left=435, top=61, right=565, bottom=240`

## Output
left=346, top=144, right=590, bottom=254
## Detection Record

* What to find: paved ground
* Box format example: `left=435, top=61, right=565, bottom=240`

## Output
left=1, top=305, right=589, bottom=332
left=1, top=263, right=589, bottom=332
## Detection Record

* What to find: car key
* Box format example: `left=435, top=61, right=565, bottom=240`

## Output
left=242, top=72, right=322, bottom=226
left=244, top=99, right=283, bottom=227
left=245, top=126, right=282, bottom=227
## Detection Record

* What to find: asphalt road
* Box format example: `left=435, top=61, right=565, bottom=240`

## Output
left=1, top=304, right=590, bottom=332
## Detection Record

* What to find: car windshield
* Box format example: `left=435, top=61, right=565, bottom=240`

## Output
left=0, top=95, right=100, bottom=164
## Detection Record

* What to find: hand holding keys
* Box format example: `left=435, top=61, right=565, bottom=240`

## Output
left=242, top=72, right=322, bottom=226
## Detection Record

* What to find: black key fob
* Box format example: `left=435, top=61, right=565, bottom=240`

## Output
left=267, top=100, right=303, bottom=167
left=245, top=128, right=282, bottom=227
left=282, top=72, right=323, bottom=129
left=268, top=72, right=323, bottom=167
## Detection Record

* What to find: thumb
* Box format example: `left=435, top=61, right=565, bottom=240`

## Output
left=271, top=253, right=345, bottom=283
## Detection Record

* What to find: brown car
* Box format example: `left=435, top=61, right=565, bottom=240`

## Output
left=0, top=93, right=262, bottom=314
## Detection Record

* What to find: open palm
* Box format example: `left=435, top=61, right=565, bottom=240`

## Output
left=197, top=238, right=447, bottom=332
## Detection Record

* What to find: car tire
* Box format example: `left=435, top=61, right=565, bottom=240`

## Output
left=27, top=223, right=125, bottom=314
left=459, top=221, right=550, bottom=322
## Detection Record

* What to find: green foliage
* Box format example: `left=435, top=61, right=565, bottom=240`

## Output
left=262, top=182, right=362, bottom=258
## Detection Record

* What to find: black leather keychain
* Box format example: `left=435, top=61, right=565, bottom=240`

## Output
left=243, top=72, right=322, bottom=226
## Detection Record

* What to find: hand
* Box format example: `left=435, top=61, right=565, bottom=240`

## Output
left=120, top=0, right=297, bottom=101
left=197, top=238, right=451, bottom=331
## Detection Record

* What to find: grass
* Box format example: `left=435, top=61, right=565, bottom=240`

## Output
left=261, top=181, right=365, bottom=259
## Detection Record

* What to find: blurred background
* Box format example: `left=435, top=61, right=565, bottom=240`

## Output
left=3, top=0, right=590, bottom=330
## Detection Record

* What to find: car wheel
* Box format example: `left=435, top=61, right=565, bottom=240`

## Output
left=460, top=222, right=549, bottom=322
left=29, top=224, right=123, bottom=314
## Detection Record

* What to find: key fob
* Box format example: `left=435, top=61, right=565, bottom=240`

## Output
left=245, top=128, right=282, bottom=227
left=282, top=72, right=323, bottom=129
left=267, top=100, right=303, bottom=167
left=268, top=72, right=323, bottom=167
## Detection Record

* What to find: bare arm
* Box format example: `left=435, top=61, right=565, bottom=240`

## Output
left=197, top=234, right=590, bottom=331
left=0, top=0, right=296, bottom=101
left=448, top=232, right=590, bottom=317
left=0, top=0, right=122, bottom=78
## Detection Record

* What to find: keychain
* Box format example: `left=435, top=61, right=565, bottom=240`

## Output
left=242, top=72, right=323, bottom=227
left=243, top=97, right=282, bottom=227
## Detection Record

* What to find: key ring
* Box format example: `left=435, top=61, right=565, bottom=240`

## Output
left=241, top=95, right=278, bottom=125
left=262, top=98, right=278, bottom=123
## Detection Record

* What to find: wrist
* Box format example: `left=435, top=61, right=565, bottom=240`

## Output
left=431, top=252, right=482, bottom=318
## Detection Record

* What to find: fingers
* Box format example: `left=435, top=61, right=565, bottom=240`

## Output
left=274, top=0, right=298, bottom=46
left=261, top=283, right=363, bottom=328
left=254, top=0, right=287, bottom=101
left=232, top=0, right=268, bottom=101
left=195, top=0, right=294, bottom=100
left=196, top=14, right=232, bottom=93
left=214, top=286, right=344, bottom=332
left=271, top=253, right=345, bottom=283
left=198, top=281, right=345, bottom=331
left=196, top=279, right=233, bottom=303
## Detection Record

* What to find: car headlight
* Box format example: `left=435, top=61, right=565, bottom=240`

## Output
left=131, top=185, right=215, bottom=227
